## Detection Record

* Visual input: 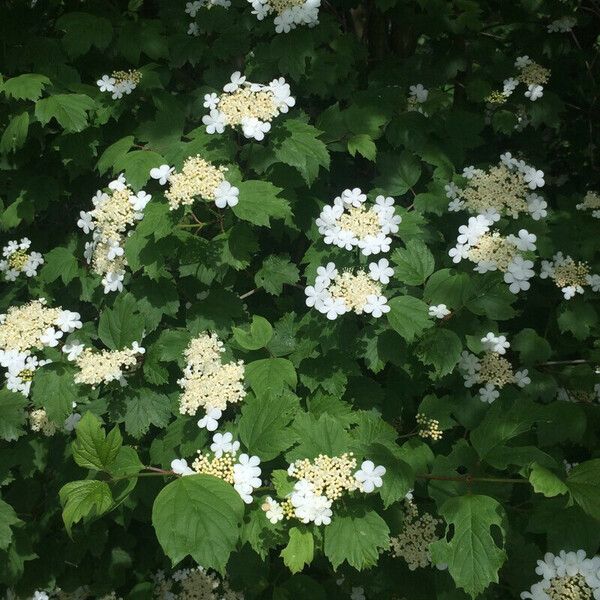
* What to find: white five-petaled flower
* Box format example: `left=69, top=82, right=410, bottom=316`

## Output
left=363, top=295, right=389, bottom=318
left=429, top=304, right=450, bottom=319
left=409, top=83, right=429, bottom=103
left=369, top=258, right=394, bottom=284
left=479, top=383, right=499, bottom=403
left=197, top=407, right=222, bottom=431
left=96, top=75, right=115, bottom=92
left=213, top=181, right=239, bottom=208
left=150, top=164, right=174, bottom=185
left=514, top=369, right=531, bottom=388
left=77, top=211, right=95, bottom=233
left=354, top=460, right=386, bottom=493
left=523, top=167, right=545, bottom=190
left=481, top=332, right=510, bottom=354
left=40, top=327, right=63, bottom=347
left=203, top=92, right=219, bottom=110
left=210, top=431, right=240, bottom=457
left=223, top=71, right=246, bottom=93
left=202, top=109, right=227, bottom=134
left=524, top=84, right=544, bottom=101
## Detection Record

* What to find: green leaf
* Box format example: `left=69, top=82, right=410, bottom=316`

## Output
left=114, top=150, right=165, bottom=189
left=287, top=412, right=353, bottom=462
left=0, top=499, right=21, bottom=551
left=72, top=412, right=123, bottom=472
left=233, top=316, right=274, bottom=351
left=35, top=94, right=96, bottom=133
left=387, top=296, right=432, bottom=342
left=368, top=443, right=415, bottom=509
left=40, top=246, right=78, bottom=285
left=374, top=150, right=421, bottom=195
left=124, top=389, right=172, bottom=438
left=567, top=459, right=600, bottom=520
left=98, top=293, right=145, bottom=350
left=0, top=389, right=28, bottom=442
left=513, top=328, right=552, bottom=364
left=557, top=302, right=598, bottom=341
left=391, top=239, right=435, bottom=286
left=0, top=112, right=29, bottom=154
left=529, top=463, right=568, bottom=498
left=1, top=74, right=50, bottom=101
left=416, top=328, right=462, bottom=378
left=254, top=255, right=300, bottom=296
left=430, top=495, right=507, bottom=598
left=323, top=511, right=389, bottom=570
left=59, top=480, right=113, bottom=537
left=281, top=528, right=314, bottom=574
left=56, top=12, right=113, bottom=57
left=347, top=134, right=377, bottom=161
left=245, top=358, right=297, bottom=397
left=238, top=391, right=299, bottom=461
left=274, top=119, right=330, bottom=186
left=424, top=269, right=472, bottom=309
left=97, top=136, right=135, bottom=175
left=31, top=365, right=81, bottom=423
left=152, top=474, right=244, bottom=571
left=232, top=181, right=291, bottom=227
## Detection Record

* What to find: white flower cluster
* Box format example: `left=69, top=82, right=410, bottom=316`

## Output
left=503, top=56, right=550, bottom=102
left=78, top=174, right=151, bottom=294
left=458, top=332, right=530, bottom=403
left=152, top=564, right=242, bottom=600
left=149, top=158, right=239, bottom=211
left=448, top=215, right=536, bottom=294
left=547, top=16, right=576, bottom=33
left=557, top=385, right=600, bottom=404
left=72, top=342, right=144, bottom=388
left=177, top=333, right=246, bottom=431
left=202, top=72, right=294, bottom=140
left=263, top=455, right=385, bottom=527
left=29, top=589, right=121, bottom=600
left=96, top=70, right=142, bottom=99
left=248, top=0, right=320, bottom=33
left=521, top=550, right=600, bottom=600
left=0, top=299, right=82, bottom=396
left=446, top=153, right=547, bottom=221
left=1, top=238, right=43, bottom=281
left=317, top=189, right=400, bottom=256
left=540, top=252, right=600, bottom=300
left=305, top=260, right=393, bottom=320
left=576, top=191, right=600, bottom=219
left=172, top=432, right=261, bottom=504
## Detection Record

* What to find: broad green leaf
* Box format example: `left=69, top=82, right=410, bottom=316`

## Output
left=323, top=511, right=389, bottom=570
left=281, top=528, right=314, bottom=574
left=124, top=389, right=172, bottom=438
left=232, top=181, right=291, bottom=227
left=0, top=113, right=29, bottom=154
left=424, top=269, right=472, bottom=309
left=567, top=459, right=600, bottom=520
left=97, top=136, right=135, bottom=175
left=56, top=12, right=113, bottom=57
left=152, top=474, right=244, bottom=571
left=287, top=412, right=353, bottom=461
left=368, top=443, right=415, bottom=508
left=347, top=134, right=377, bottom=161
left=238, top=391, right=299, bottom=461
left=72, top=412, right=123, bottom=472
left=114, top=149, right=165, bottom=189
left=245, top=358, right=297, bottom=397
left=391, top=239, right=435, bottom=286
left=254, top=255, right=300, bottom=296
left=59, top=480, right=113, bottom=536
left=387, top=296, right=432, bottom=342
left=529, top=463, right=568, bottom=498
left=31, top=365, right=81, bottom=423
left=430, top=495, right=507, bottom=598
left=374, top=150, right=421, bottom=195
left=1, top=74, right=50, bottom=101
left=40, top=246, right=78, bottom=285
left=557, top=302, right=598, bottom=341
left=0, top=498, right=21, bottom=550
left=98, top=293, right=145, bottom=350
left=416, top=328, right=462, bottom=378
left=0, top=389, right=28, bottom=442
left=513, top=328, right=552, bottom=364
left=35, top=94, right=96, bottom=132
left=233, top=316, right=274, bottom=351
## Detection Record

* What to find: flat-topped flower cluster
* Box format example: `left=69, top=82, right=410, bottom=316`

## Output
left=248, top=0, right=320, bottom=33
left=153, top=564, right=242, bottom=600
left=177, top=333, right=246, bottom=431
left=317, top=188, right=401, bottom=256
left=1, top=238, right=43, bottom=281
left=202, top=72, right=294, bottom=140
left=576, top=191, right=600, bottom=219
left=78, top=174, right=151, bottom=294
left=540, top=252, right=600, bottom=300
left=97, top=70, right=142, bottom=100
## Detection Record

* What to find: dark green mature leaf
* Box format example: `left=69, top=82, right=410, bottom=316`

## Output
left=35, top=94, right=96, bottom=132
left=232, top=181, right=291, bottom=227
left=391, top=239, right=435, bottom=285
left=124, top=389, right=172, bottom=438
left=0, top=389, right=28, bottom=442
left=114, top=150, right=165, bottom=189
left=416, top=328, right=462, bottom=378
left=0, top=499, right=21, bottom=550
left=72, top=412, right=122, bottom=472
left=347, top=134, right=376, bottom=161
left=40, top=247, right=78, bottom=285
left=374, top=151, right=421, bottom=195
left=98, top=293, right=145, bottom=350
left=323, top=511, right=389, bottom=570
left=31, top=364, right=81, bottom=423
left=368, top=443, right=415, bottom=508
left=56, top=12, right=113, bottom=57
left=387, top=295, right=432, bottom=342
left=255, top=255, right=300, bottom=295
left=513, top=328, right=552, bottom=364
left=431, top=495, right=507, bottom=598
left=281, top=528, right=314, bottom=573
left=287, top=412, right=352, bottom=461
left=567, top=460, right=600, bottom=520
left=152, top=474, right=244, bottom=571
left=239, top=391, right=299, bottom=461
left=245, top=358, right=297, bottom=397
left=0, top=113, right=29, bottom=154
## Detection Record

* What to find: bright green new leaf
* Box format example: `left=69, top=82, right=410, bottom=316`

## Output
left=72, top=412, right=123, bottom=472
left=255, top=255, right=300, bottom=295
left=233, top=316, right=274, bottom=350
left=281, top=528, right=314, bottom=573
left=416, top=328, right=462, bottom=378
left=529, top=463, right=568, bottom=498
left=1, top=74, right=50, bottom=101
left=35, top=94, right=96, bottom=132
left=59, top=480, right=113, bottom=536
left=0, top=498, right=21, bottom=550
left=0, top=112, right=29, bottom=154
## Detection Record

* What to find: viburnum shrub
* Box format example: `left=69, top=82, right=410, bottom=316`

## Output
left=1, top=0, right=600, bottom=598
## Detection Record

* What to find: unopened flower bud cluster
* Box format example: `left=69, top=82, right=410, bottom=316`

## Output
left=446, top=153, right=547, bottom=221
left=96, top=69, right=142, bottom=99
left=149, top=156, right=239, bottom=211
left=305, top=260, right=393, bottom=320
left=576, top=191, right=600, bottom=219
left=72, top=342, right=144, bottom=388
left=458, top=332, right=530, bottom=403
left=317, top=188, right=401, bottom=256
left=416, top=413, right=443, bottom=441
left=540, top=252, right=600, bottom=300
left=177, top=333, right=246, bottom=432
left=261, top=455, right=385, bottom=526
left=1, top=238, right=44, bottom=281
left=0, top=299, right=82, bottom=396
left=172, top=431, right=261, bottom=504
left=152, top=564, right=243, bottom=600
left=78, top=174, right=151, bottom=294
left=248, top=0, right=320, bottom=34
left=202, top=72, right=295, bottom=141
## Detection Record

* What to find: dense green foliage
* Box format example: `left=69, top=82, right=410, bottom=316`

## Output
left=1, top=0, right=600, bottom=598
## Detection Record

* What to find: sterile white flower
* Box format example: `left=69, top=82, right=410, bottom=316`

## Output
left=363, top=294, right=390, bottom=318
left=171, top=458, right=194, bottom=476
left=369, top=258, right=394, bottom=284
left=524, top=84, right=544, bottom=101
left=481, top=332, right=510, bottom=354
left=409, top=83, right=429, bottom=103
left=429, top=304, right=450, bottom=319
left=514, top=369, right=531, bottom=387
left=213, top=181, right=240, bottom=208
left=224, top=71, right=246, bottom=93
left=354, top=460, right=386, bottom=493
left=210, top=432, right=240, bottom=457
left=197, top=407, right=222, bottom=431
left=150, top=164, right=174, bottom=185
left=202, top=109, right=227, bottom=134
left=479, top=383, right=499, bottom=403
